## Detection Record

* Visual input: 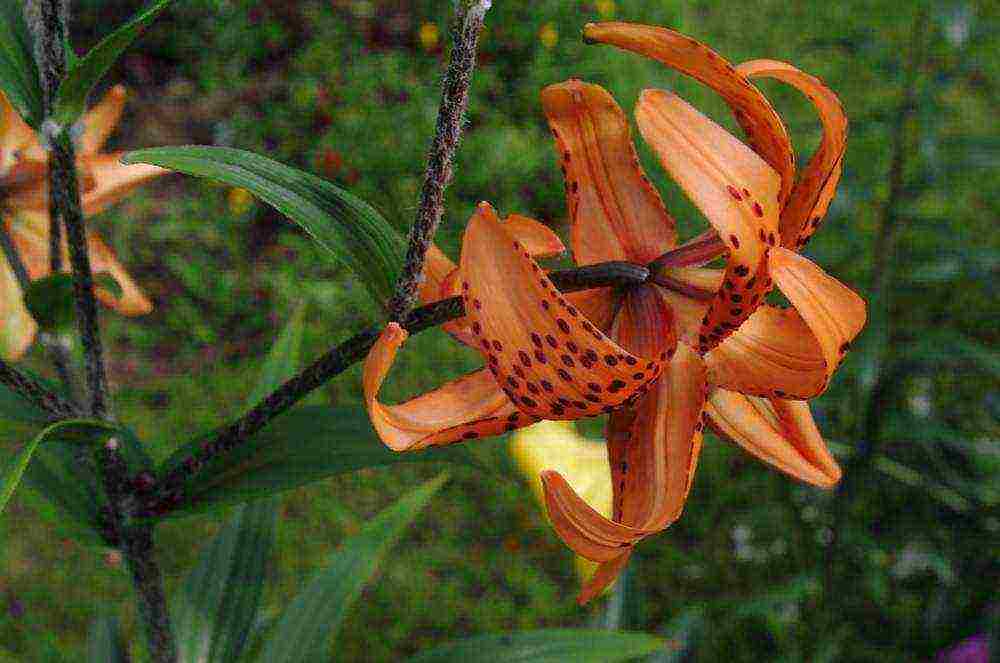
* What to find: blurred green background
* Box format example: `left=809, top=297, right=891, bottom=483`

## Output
left=2, top=0, right=997, bottom=660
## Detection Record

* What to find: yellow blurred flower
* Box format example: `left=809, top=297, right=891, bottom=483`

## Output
left=227, top=187, right=255, bottom=216
left=509, top=420, right=614, bottom=588
left=418, top=22, right=439, bottom=52
left=539, top=23, right=558, bottom=49
left=596, top=0, right=616, bottom=18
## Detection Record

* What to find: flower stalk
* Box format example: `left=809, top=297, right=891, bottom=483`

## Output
left=387, top=0, right=490, bottom=321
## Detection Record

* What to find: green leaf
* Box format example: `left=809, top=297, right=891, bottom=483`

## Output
left=87, top=615, right=129, bottom=663
left=52, top=0, right=176, bottom=125
left=1, top=419, right=116, bottom=516
left=247, top=302, right=307, bottom=407
left=173, top=499, right=277, bottom=663
left=23, top=272, right=124, bottom=331
left=0, top=2, right=44, bottom=128
left=157, top=406, right=485, bottom=517
left=259, top=474, right=448, bottom=662
left=405, top=629, right=668, bottom=663
left=122, top=146, right=406, bottom=304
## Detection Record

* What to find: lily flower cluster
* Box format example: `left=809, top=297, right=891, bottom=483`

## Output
left=0, top=86, right=164, bottom=360
left=363, top=23, right=866, bottom=602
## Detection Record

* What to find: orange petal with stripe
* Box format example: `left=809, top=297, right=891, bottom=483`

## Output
left=0, top=252, right=37, bottom=361
left=78, top=153, right=166, bottom=216
left=460, top=203, right=662, bottom=420
left=583, top=22, right=794, bottom=202
left=78, top=85, right=127, bottom=156
left=578, top=549, right=632, bottom=605
left=636, top=89, right=780, bottom=350
left=769, top=247, right=866, bottom=379
left=737, top=60, right=847, bottom=248
left=705, top=305, right=829, bottom=399
left=10, top=210, right=152, bottom=316
left=363, top=323, right=533, bottom=452
left=541, top=80, right=676, bottom=265
left=705, top=389, right=841, bottom=488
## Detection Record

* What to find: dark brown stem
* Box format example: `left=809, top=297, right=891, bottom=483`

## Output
left=386, top=0, right=490, bottom=321
left=26, top=1, right=177, bottom=660
left=148, top=259, right=649, bottom=512
left=0, top=356, right=77, bottom=418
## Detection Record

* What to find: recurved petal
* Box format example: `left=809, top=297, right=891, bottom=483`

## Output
left=636, top=89, right=780, bottom=350
left=705, top=305, right=829, bottom=399
left=769, top=247, right=866, bottom=380
left=417, top=244, right=459, bottom=306
left=705, top=389, right=841, bottom=488
left=460, top=203, right=663, bottom=420
left=78, top=85, right=127, bottom=156
left=607, top=342, right=706, bottom=532
left=78, top=153, right=166, bottom=216
left=541, top=469, right=646, bottom=562
left=363, top=323, right=533, bottom=451
left=583, top=22, right=795, bottom=202
left=10, top=210, right=152, bottom=316
left=0, top=254, right=37, bottom=361
left=577, top=550, right=632, bottom=605
left=737, top=60, right=847, bottom=248
left=541, top=80, right=676, bottom=265
left=504, top=214, right=566, bottom=259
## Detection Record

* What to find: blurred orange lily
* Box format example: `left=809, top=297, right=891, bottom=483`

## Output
left=0, top=86, right=165, bottom=360
left=364, top=23, right=865, bottom=603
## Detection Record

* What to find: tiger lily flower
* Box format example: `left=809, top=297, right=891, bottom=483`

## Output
left=364, top=23, right=866, bottom=603
left=0, top=86, right=165, bottom=359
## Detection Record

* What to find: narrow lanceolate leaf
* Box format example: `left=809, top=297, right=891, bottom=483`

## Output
left=52, top=0, right=176, bottom=125
left=173, top=302, right=306, bottom=662
left=173, top=499, right=277, bottom=663
left=1, top=419, right=116, bottom=516
left=405, top=629, right=668, bottom=663
left=0, top=2, right=44, bottom=128
left=87, top=615, right=129, bottom=663
left=123, top=146, right=406, bottom=304
left=259, top=475, right=448, bottom=663
left=247, top=302, right=307, bottom=407
left=157, top=406, right=485, bottom=517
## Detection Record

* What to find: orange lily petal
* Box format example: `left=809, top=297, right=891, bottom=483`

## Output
left=738, top=60, right=848, bottom=248
left=460, top=202, right=663, bottom=420
left=0, top=253, right=37, bottom=361
left=541, top=80, right=676, bottom=265
left=10, top=210, right=152, bottom=316
left=417, top=244, right=458, bottom=306
left=705, top=389, right=840, bottom=488
left=503, top=214, right=566, bottom=259
left=541, top=342, right=705, bottom=564
left=583, top=22, right=795, bottom=203
left=705, top=305, right=828, bottom=399
left=578, top=549, right=632, bottom=605
left=0, top=93, right=42, bottom=169
left=541, top=469, right=645, bottom=562
left=78, top=152, right=166, bottom=216
left=78, top=85, right=127, bottom=156
left=363, top=323, right=533, bottom=451
left=607, top=342, right=705, bottom=531
left=636, top=89, right=780, bottom=350
left=769, top=247, right=866, bottom=380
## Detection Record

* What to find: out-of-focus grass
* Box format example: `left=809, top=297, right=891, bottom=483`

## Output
left=2, top=0, right=996, bottom=660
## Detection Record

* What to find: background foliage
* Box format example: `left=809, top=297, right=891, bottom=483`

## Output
left=2, top=0, right=996, bottom=660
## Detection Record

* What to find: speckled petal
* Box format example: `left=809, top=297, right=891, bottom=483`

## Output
left=583, top=22, right=795, bottom=202
left=541, top=80, right=676, bottom=265
left=706, top=389, right=841, bottom=488
left=636, top=89, right=780, bottom=351
left=363, top=323, right=533, bottom=451
left=460, top=203, right=662, bottom=420
left=737, top=60, right=847, bottom=249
